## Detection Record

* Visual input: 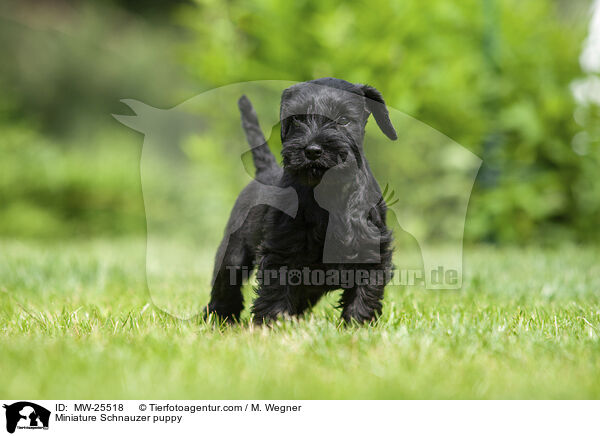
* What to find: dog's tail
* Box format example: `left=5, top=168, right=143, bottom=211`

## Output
left=238, top=95, right=279, bottom=178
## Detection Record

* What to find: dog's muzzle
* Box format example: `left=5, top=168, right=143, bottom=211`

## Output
left=304, top=143, right=322, bottom=160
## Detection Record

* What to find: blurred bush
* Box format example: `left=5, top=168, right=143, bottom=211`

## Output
left=0, top=1, right=189, bottom=238
left=0, top=124, right=146, bottom=238
left=0, top=0, right=599, bottom=243
left=176, top=0, right=598, bottom=243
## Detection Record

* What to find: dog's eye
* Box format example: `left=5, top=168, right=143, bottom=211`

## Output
left=292, top=117, right=302, bottom=127
left=337, top=116, right=351, bottom=126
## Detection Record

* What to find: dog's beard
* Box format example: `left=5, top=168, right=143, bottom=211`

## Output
left=305, top=163, right=328, bottom=186
left=286, top=162, right=328, bottom=186
left=283, top=152, right=349, bottom=187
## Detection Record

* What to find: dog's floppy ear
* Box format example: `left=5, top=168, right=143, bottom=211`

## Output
left=361, top=84, right=397, bottom=140
left=279, top=87, right=295, bottom=142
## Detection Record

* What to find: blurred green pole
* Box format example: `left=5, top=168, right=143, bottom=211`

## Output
left=478, top=0, right=504, bottom=242
left=482, top=0, right=499, bottom=72
left=479, top=0, right=502, bottom=192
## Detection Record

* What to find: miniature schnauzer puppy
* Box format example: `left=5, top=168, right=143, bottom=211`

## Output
left=204, top=77, right=397, bottom=324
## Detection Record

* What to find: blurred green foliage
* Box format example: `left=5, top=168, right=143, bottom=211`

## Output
left=0, top=0, right=598, bottom=243
left=0, top=125, right=145, bottom=237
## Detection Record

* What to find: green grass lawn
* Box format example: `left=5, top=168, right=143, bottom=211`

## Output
left=0, top=239, right=599, bottom=399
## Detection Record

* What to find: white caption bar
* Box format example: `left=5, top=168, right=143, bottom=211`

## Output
left=0, top=400, right=597, bottom=436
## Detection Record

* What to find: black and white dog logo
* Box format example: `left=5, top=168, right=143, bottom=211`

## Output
left=3, top=402, right=50, bottom=434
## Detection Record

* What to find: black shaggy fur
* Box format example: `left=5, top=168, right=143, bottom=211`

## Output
left=204, top=78, right=396, bottom=324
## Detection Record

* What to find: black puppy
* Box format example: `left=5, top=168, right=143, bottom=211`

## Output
left=205, top=78, right=397, bottom=324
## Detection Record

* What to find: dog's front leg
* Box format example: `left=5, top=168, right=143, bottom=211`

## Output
left=340, top=282, right=384, bottom=324
left=204, top=232, right=253, bottom=322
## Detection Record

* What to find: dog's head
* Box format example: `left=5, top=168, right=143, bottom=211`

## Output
left=280, top=77, right=396, bottom=186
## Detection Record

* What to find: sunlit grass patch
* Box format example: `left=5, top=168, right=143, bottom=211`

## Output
left=0, top=240, right=599, bottom=399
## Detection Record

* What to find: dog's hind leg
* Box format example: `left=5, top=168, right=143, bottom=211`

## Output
left=339, top=283, right=384, bottom=324
left=204, top=231, right=254, bottom=322
left=251, top=283, right=307, bottom=324
left=252, top=281, right=325, bottom=324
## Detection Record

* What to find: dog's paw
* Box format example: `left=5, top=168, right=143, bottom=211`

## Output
left=201, top=304, right=241, bottom=324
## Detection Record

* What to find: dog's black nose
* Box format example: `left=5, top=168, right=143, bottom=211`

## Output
left=304, top=144, right=322, bottom=160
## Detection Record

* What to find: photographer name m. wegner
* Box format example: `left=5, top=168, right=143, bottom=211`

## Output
left=226, top=265, right=459, bottom=287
